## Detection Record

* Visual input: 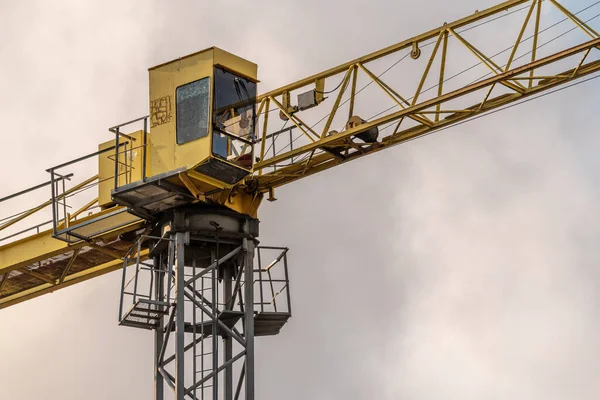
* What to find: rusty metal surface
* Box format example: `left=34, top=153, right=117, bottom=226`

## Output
left=0, top=235, right=136, bottom=307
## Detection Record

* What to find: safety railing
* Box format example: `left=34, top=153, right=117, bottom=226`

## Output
left=108, top=115, right=149, bottom=190
left=47, top=153, right=106, bottom=242
left=118, top=243, right=292, bottom=331
left=39, top=117, right=151, bottom=243
left=255, top=246, right=291, bottom=315
left=118, top=234, right=173, bottom=330
left=0, top=173, right=74, bottom=244
left=254, top=124, right=301, bottom=174
left=46, top=151, right=118, bottom=243
left=0, top=117, right=151, bottom=245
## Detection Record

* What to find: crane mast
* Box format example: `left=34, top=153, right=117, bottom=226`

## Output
left=0, top=0, right=599, bottom=398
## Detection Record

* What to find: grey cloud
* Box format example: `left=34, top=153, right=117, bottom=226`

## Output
left=1, top=0, right=600, bottom=399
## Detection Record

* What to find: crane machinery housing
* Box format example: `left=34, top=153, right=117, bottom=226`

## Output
left=1, top=0, right=600, bottom=398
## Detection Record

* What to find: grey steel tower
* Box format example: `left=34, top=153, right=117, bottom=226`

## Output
left=118, top=209, right=291, bottom=399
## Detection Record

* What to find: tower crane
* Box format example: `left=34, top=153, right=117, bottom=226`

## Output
left=1, top=0, right=600, bottom=398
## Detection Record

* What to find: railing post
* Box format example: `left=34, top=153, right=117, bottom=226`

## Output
left=61, top=176, right=67, bottom=228
left=283, top=249, right=291, bottom=316
left=114, top=127, right=120, bottom=190
left=132, top=239, right=142, bottom=303
left=257, top=247, right=264, bottom=313
left=118, top=251, right=130, bottom=322
left=143, top=117, right=148, bottom=182
left=49, top=169, right=57, bottom=235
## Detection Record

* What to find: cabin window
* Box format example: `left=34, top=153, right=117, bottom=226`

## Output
left=212, top=68, right=256, bottom=169
left=176, top=77, right=210, bottom=144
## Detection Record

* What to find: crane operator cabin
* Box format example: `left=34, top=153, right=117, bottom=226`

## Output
left=99, top=48, right=259, bottom=219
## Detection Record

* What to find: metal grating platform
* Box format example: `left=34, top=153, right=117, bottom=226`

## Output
left=254, top=312, right=291, bottom=337
left=111, top=169, right=195, bottom=217
left=120, top=299, right=170, bottom=330
left=166, top=310, right=244, bottom=336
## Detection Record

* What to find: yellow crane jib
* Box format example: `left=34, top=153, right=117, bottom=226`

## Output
left=0, top=0, right=598, bottom=312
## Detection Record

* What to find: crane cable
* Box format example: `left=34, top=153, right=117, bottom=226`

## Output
left=373, top=8, right=600, bottom=134
left=266, top=0, right=600, bottom=166
left=313, top=1, right=538, bottom=96
left=368, top=0, right=600, bottom=123
left=268, top=1, right=545, bottom=160
left=262, top=1, right=542, bottom=160
left=281, top=70, right=600, bottom=168
left=379, top=72, right=600, bottom=143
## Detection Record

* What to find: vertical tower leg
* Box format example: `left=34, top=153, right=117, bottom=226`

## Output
left=119, top=210, right=291, bottom=399
left=224, top=264, right=233, bottom=400
left=211, top=248, right=219, bottom=400
left=154, top=255, right=164, bottom=400
left=175, top=231, right=187, bottom=400
left=243, top=233, right=255, bottom=400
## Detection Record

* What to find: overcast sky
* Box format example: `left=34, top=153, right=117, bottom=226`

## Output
left=1, top=0, right=600, bottom=399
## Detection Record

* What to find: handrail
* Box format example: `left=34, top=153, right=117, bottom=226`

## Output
left=0, top=175, right=98, bottom=233
left=108, top=115, right=149, bottom=133
left=0, top=220, right=53, bottom=243
left=109, top=115, right=149, bottom=186
left=0, top=173, right=73, bottom=204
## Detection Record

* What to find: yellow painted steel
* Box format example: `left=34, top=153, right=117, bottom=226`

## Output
left=0, top=175, right=98, bottom=232
left=0, top=206, right=143, bottom=275
left=1, top=0, right=599, bottom=309
left=148, top=47, right=257, bottom=177
left=99, top=130, right=147, bottom=208
left=0, top=249, right=149, bottom=310
left=148, top=49, right=214, bottom=177
left=141, top=47, right=260, bottom=214
left=256, top=0, right=530, bottom=102
left=251, top=9, right=600, bottom=191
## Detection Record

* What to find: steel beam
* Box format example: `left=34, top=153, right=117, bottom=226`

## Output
left=243, top=229, right=255, bottom=400
left=154, top=255, right=164, bottom=400
left=254, top=37, right=600, bottom=172
left=0, top=248, right=149, bottom=309
left=0, top=207, right=142, bottom=275
left=175, top=232, right=186, bottom=399
left=256, top=0, right=529, bottom=101
left=117, top=212, right=282, bottom=399
left=224, top=264, right=233, bottom=400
